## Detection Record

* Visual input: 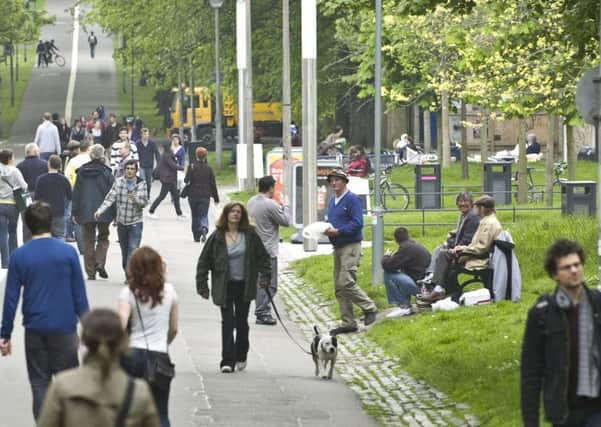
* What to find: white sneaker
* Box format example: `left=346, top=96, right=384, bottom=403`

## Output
left=177, top=214, right=187, bottom=221
left=236, top=361, right=247, bottom=372
left=220, top=365, right=233, bottom=373
left=386, top=306, right=413, bottom=318
left=146, top=212, right=158, bottom=219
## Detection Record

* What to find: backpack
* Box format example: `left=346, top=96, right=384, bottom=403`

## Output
left=89, top=35, right=97, bottom=46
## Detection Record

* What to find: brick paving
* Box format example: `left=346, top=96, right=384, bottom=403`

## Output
left=276, top=248, right=479, bottom=427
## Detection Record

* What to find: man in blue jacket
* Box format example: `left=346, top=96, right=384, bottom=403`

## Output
left=325, top=169, right=377, bottom=335
left=0, top=202, right=89, bottom=421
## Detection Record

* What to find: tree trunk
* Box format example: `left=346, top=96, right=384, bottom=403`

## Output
left=412, top=104, right=420, bottom=143
left=517, top=119, right=528, bottom=204
left=567, top=125, right=577, bottom=180
left=441, top=90, right=450, bottom=167
left=545, top=115, right=556, bottom=207
left=423, top=110, right=431, bottom=152
left=480, top=109, right=488, bottom=163
left=461, top=101, right=469, bottom=179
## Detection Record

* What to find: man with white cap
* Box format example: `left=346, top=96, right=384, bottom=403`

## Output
left=325, top=169, right=377, bottom=335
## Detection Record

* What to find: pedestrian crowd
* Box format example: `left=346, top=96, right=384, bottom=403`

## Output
left=1, top=111, right=599, bottom=426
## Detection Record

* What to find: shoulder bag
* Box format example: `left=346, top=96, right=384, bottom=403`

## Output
left=114, top=376, right=135, bottom=427
left=134, top=296, right=175, bottom=390
left=1, top=176, right=32, bottom=212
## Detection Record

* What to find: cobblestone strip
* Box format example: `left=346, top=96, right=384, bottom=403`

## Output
left=278, top=270, right=479, bottom=427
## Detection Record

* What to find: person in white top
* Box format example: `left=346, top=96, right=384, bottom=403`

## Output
left=118, top=246, right=178, bottom=427
left=34, top=112, right=61, bottom=161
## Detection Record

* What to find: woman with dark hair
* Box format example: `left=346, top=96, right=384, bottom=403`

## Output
left=345, top=145, right=369, bottom=177
left=196, top=202, right=271, bottom=373
left=37, top=309, right=160, bottom=426
left=0, top=149, right=27, bottom=268
left=146, top=141, right=184, bottom=220
left=184, top=146, right=219, bottom=242
left=119, top=246, right=178, bottom=427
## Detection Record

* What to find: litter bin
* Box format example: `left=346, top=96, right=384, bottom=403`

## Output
left=415, top=163, right=441, bottom=209
left=483, top=162, right=512, bottom=205
left=561, top=181, right=596, bottom=216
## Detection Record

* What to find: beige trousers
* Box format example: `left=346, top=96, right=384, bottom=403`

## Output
left=333, top=242, right=376, bottom=328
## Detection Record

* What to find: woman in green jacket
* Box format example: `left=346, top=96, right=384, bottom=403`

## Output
left=196, top=202, right=271, bottom=373
left=37, top=309, right=159, bottom=427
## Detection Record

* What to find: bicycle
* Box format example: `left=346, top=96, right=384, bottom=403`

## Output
left=514, top=167, right=542, bottom=203
left=552, top=162, right=568, bottom=186
left=46, top=52, right=65, bottom=67
left=376, top=165, right=410, bottom=210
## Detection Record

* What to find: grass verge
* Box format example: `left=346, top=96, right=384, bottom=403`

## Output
left=0, top=1, right=46, bottom=138
left=291, top=161, right=597, bottom=426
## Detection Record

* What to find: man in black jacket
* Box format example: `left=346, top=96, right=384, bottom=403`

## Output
left=381, top=227, right=430, bottom=317
left=71, top=145, right=115, bottom=280
left=135, top=128, right=160, bottom=197
left=521, top=239, right=601, bottom=426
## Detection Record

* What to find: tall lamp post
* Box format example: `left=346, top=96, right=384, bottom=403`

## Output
left=210, top=0, right=224, bottom=169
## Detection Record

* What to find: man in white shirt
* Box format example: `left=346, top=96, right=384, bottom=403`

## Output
left=34, top=112, right=61, bottom=161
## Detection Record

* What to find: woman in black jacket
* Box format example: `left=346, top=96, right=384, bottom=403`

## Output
left=146, top=142, right=184, bottom=220
left=184, top=146, right=219, bottom=242
left=196, top=202, right=271, bottom=373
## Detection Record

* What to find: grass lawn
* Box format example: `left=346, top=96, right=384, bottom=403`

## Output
left=0, top=1, right=46, bottom=138
left=291, top=160, right=598, bottom=426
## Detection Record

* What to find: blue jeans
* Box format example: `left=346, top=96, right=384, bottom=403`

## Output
left=117, top=222, right=143, bottom=274
left=51, top=216, right=66, bottom=240
left=40, top=152, right=53, bottom=161
left=555, top=406, right=601, bottom=426
left=383, top=272, right=418, bottom=306
left=140, top=167, right=154, bottom=197
left=188, top=197, right=210, bottom=241
left=0, top=204, right=19, bottom=268
left=121, top=348, right=171, bottom=427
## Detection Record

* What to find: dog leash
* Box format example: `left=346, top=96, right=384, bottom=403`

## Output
left=264, top=287, right=312, bottom=355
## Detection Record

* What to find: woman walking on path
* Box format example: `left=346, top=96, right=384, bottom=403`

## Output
left=196, top=202, right=271, bottom=373
left=0, top=149, right=27, bottom=268
left=146, top=142, right=185, bottom=220
left=184, top=146, right=219, bottom=242
left=37, top=309, right=160, bottom=427
left=119, top=246, right=178, bottom=427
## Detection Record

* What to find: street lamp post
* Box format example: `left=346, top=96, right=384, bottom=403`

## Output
left=210, top=0, right=224, bottom=169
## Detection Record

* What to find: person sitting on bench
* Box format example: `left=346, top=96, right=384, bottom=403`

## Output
left=419, top=195, right=502, bottom=302
left=420, top=192, right=479, bottom=284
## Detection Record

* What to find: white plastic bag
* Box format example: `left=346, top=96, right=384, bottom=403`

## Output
left=431, top=297, right=459, bottom=312
left=302, top=221, right=332, bottom=241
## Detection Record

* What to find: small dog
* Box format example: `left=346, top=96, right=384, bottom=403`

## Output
left=310, top=326, right=338, bottom=379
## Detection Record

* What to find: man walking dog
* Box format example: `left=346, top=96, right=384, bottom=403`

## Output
left=324, top=169, right=377, bottom=335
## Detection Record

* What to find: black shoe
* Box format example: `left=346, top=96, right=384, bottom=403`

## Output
left=364, top=310, right=378, bottom=326
left=330, top=325, right=358, bottom=335
left=256, top=315, right=277, bottom=325
left=96, top=267, right=108, bottom=279
left=201, top=227, right=208, bottom=243
left=87, top=275, right=96, bottom=280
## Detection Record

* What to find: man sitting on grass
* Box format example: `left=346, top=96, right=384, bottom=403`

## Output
left=419, top=195, right=502, bottom=302
left=381, top=227, right=430, bottom=318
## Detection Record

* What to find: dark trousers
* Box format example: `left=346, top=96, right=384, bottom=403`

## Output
left=149, top=182, right=182, bottom=216
left=25, top=331, right=79, bottom=420
left=140, top=167, right=154, bottom=197
left=554, top=405, right=601, bottom=426
left=220, top=281, right=251, bottom=369
left=431, top=249, right=456, bottom=289
left=121, top=348, right=171, bottom=427
left=0, top=203, right=19, bottom=268
left=188, top=197, right=210, bottom=241
left=117, top=222, right=143, bottom=275
left=82, top=222, right=110, bottom=278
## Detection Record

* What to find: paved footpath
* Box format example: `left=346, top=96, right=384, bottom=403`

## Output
left=0, top=1, right=479, bottom=426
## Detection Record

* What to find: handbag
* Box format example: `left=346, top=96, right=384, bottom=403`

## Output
left=1, top=176, right=32, bottom=212
left=179, top=184, right=190, bottom=198
left=134, top=297, right=175, bottom=390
